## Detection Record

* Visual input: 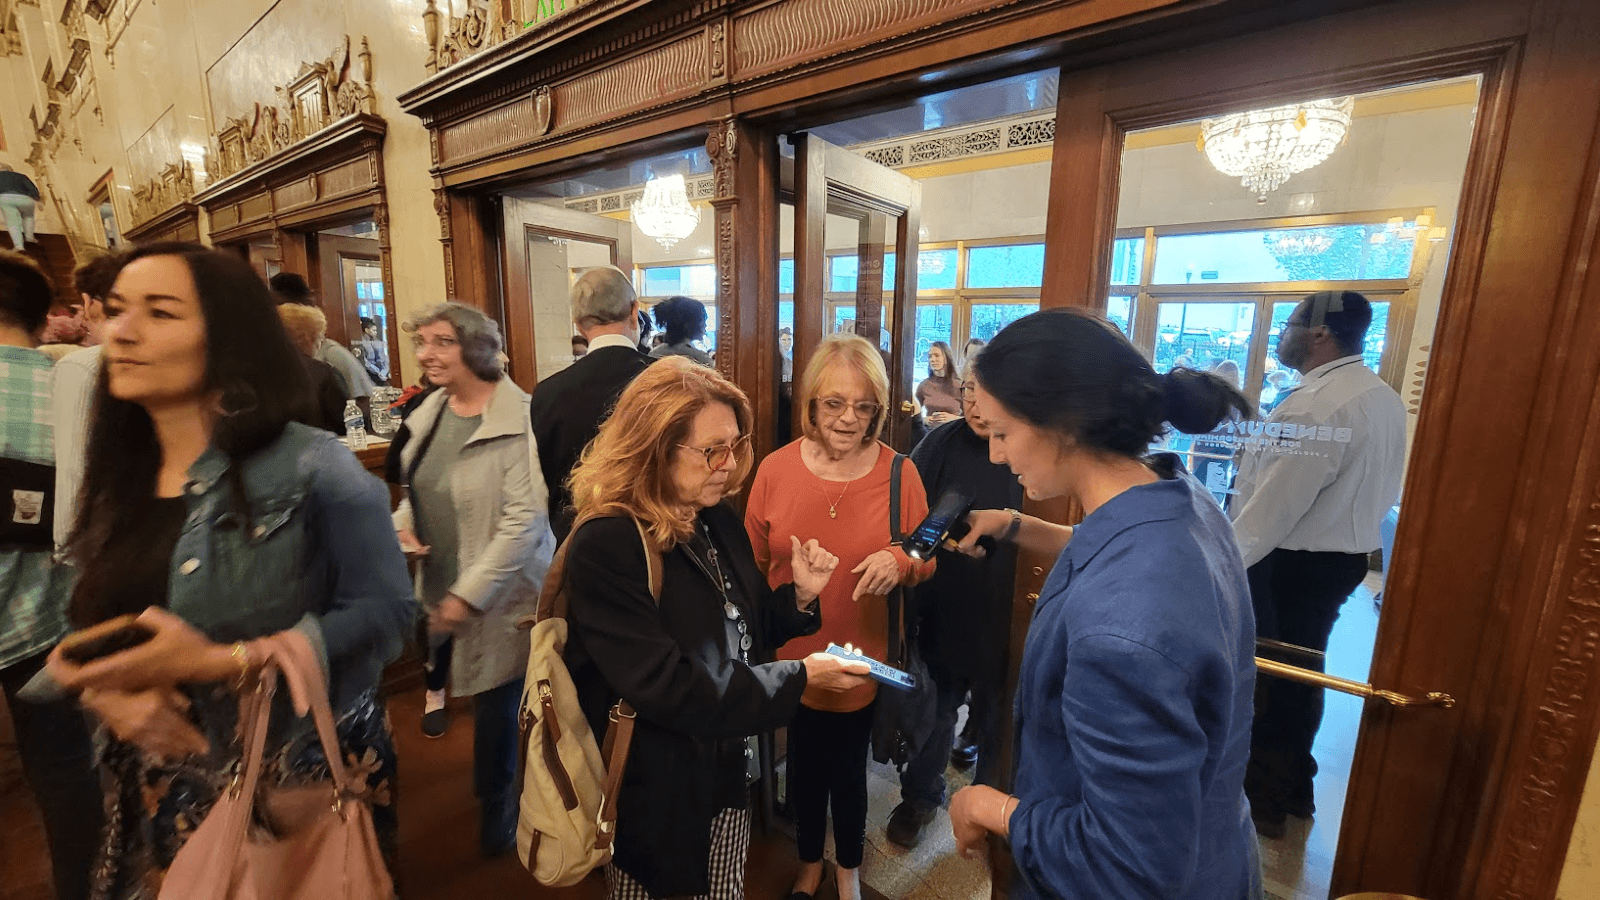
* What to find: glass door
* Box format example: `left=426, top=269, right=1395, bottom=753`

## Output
left=792, top=133, right=922, bottom=450
left=1054, top=54, right=1491, bottom=898
left=501, top=198, right=634, bottom=389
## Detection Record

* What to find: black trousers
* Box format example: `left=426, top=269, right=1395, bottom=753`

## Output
left=789, top=703, right=875, bottom=869
left=1244, top=548, right=1370, bottom=820
left=1, top=649, right=103, bottom=900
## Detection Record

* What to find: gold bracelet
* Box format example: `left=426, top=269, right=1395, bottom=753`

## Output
left=998, top=794, right=1017, bottom=836
left=1002, top=508, right=1023, bottom=542
left=230, top=642, right=253, bottom=693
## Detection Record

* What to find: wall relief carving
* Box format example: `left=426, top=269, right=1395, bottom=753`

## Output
left=128, top=160, right=196, bottom=227
left=423, top=0, right=591, bottom=75
left=209, top=35, right=377, bottom=182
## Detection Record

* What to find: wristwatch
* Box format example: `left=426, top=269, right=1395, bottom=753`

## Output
left=1002, top=508, right=1022, bottom=542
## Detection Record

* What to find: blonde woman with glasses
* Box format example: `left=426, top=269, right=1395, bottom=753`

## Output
left=563, top=356, right=870, bottom=900
left=744, top=333, right=934, bottom=900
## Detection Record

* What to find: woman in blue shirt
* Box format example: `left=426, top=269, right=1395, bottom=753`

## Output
left=946, top=309, right=1262, bottom=900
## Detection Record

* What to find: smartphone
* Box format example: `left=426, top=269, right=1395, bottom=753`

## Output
left=58, top=615, right=156, bottom=665
left=902, top=489, right=997, bottom=560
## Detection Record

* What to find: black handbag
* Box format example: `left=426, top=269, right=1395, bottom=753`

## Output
left=869, top=453, right=938, bottom=769
left=0, top=456, right=54, bottom=549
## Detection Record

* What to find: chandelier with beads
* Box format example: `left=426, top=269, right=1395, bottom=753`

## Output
left=631, top=175, right=701, bottom=250
left=1197, top=97, right=1355, bottom=202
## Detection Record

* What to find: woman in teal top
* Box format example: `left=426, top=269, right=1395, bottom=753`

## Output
left=947, top=309, right=1262, bottom=900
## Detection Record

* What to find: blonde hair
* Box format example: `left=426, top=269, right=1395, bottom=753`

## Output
left=277, top=303, right=327, bottom=356
left=568, top=356, right=754, bottom=548
left=796, top=333, right=890, bottom=446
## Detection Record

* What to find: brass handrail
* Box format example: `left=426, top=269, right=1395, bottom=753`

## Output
left=1255, top=657, right=1455, bottom=709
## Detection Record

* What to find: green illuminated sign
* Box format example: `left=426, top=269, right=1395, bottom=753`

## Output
left=525, top=0, right=580, bottom=27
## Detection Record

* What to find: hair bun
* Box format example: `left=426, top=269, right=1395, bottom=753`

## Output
left=1161, top=367, right=1252, bottom=435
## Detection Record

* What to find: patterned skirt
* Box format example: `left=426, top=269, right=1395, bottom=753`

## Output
left=87, top=687, right=398, bottom=900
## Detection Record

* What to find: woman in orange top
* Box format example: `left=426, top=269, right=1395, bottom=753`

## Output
left=745, top=333, right=932, bottom=900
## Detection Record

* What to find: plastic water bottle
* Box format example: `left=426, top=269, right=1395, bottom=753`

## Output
left=344, top=400, right=368, bottom=451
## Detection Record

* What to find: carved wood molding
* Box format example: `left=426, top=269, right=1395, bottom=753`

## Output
left=433, top=27, right=710, bottom=169
left=127, top=160, right=197, bottom=229
left=707, top=118, right=738, bottom=382
left=407, top=0, right=1058, bottom=180
left=208, top=35, right=377, bottom=183
left=729, top=0, right=1017, bottom=80
left=122, top=200, right=199, bottom=244
left=196, top=115, right=387, bottom=244
left=408, top=0, right=718, bottom=118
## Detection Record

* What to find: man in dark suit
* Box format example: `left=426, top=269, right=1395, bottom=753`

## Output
left=529, top=265, right=652, bottom=542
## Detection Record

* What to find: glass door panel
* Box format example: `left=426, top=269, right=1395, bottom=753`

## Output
left=1105, top=73, right=1480, bottom=900
left=1152, top=300, right=1256, bottom=373
left=969, top=302, right=1038, bottom=344
left=912, top=302, right=954, bottom=383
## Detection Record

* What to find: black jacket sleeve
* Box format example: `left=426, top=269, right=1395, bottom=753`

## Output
left=566, top=517, right=808, bottom=740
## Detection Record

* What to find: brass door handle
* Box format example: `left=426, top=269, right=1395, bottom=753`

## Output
left=900, top=400, right=917, bottom=414
left=1255, top=657, right=1455, bottom=709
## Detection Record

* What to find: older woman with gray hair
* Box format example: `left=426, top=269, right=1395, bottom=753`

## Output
left=393, top=301, right=556, bottom=856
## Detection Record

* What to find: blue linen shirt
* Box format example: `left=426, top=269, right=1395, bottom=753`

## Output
left=1008, top=455, right=1260, bottom=900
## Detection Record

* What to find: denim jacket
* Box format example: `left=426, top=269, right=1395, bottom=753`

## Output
left=171, top=423, right=414, bottom=714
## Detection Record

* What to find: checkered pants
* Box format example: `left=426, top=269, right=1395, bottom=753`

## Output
left=605, top=807, right=751, bottom=900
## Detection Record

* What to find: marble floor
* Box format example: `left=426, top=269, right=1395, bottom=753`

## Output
left=1258, top=572, right=1384, bottom=900
left=0, top=575, right=1382, bottom=900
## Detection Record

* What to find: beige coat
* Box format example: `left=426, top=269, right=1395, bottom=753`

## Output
left=393, top=377, right=555, bottom=696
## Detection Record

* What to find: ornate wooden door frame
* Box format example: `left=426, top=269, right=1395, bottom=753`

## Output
left=1040, top=1, right=1600, bottom=896
left=194, top=114, right=401, bottom=382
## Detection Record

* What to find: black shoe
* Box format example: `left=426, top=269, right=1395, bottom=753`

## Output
left=421, top=706, right=450, bottom=739
left=950, top=743, right=979, bottom=771
left=886, top=801, right=937, bottom=849
left=790, top=859, right=835, bottom=900
left=481, top=794, right=518, bottom=858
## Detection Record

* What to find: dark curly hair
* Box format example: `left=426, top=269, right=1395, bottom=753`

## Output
left=652, top=295, right=708, bottom=345
left=974, top=308, right=1253, bottom=458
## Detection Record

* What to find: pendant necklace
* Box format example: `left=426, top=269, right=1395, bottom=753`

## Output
left=815, top=447, right=863, bottom=519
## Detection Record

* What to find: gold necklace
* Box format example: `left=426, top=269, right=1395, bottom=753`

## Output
left=812, top=445, right=865, bottom=519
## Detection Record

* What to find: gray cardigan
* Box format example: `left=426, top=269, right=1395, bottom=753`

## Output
left=394, top=377, right=556, bottom=696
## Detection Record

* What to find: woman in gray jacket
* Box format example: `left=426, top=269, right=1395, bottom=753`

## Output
left=394, top=302, right=555, bottom=857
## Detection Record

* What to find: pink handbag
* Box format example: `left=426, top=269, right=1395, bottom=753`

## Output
left=158, top=632, right=395, bottom=900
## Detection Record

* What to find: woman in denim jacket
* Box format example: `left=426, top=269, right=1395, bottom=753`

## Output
left=47, top=243, right=415, bottom=899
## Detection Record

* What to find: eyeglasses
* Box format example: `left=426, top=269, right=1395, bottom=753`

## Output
left=411, top=335, right=458, bottom=350
left=814, top=397, right=882, bottom=420
left=959, top=384, right=977, bottom=397
left=677, top=434, right=751, bottom=471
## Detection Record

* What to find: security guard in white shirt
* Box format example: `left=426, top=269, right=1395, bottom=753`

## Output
left=1230, top=290, right=1405, bottom=839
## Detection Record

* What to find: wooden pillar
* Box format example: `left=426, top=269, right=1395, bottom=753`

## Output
left=711, top=117, right=783, bottom=465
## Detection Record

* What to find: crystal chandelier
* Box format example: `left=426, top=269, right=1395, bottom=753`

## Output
left=631, top=175, right=700, bottom=250
left=1197, top=97, right=1355, bottom=202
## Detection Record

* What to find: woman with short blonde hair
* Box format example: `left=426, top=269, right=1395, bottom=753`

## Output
left=745, top=333, right=933, bottom=900
left=793, top=332, right=890, bottom=447
left=563, top=356, right=869, bottom=900
left=276, top=303, right=347, bottom=434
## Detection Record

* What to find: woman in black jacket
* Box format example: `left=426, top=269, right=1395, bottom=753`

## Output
left=562, top=356, right=870, bottom=900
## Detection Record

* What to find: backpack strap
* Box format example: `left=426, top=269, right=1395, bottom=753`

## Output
left=597, top=517, right=661, bottom=851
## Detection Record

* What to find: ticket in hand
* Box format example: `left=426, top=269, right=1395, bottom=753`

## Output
left=825, top=643, right=916, bottom=691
